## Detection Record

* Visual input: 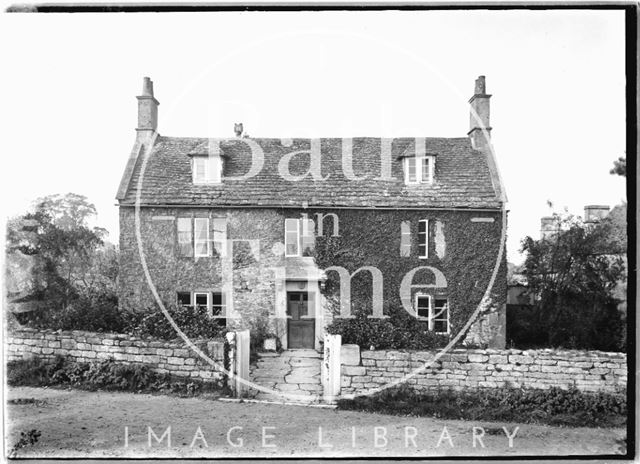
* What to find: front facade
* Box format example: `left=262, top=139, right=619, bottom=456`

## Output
left=117, top=76, right=507, bottom=350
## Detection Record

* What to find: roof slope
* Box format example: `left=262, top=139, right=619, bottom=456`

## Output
left=118, top=136, right=502, bottom=209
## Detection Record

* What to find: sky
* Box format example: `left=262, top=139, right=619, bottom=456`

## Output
left=0, top=9, right=627, bottom=264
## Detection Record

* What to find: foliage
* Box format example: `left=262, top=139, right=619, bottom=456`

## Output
left=247, top=311, right=279, bottom=363
left=9, top=429, right=42, bottom=458
left=310, top=209, right=506, bottom=349
left=338, top=384, right=627, bottom=428
left=326, top=306, right=450, bottom=350
left=610, top=156, right=626, bottom=177
left=519, top=211, right=626, bottom=351
left=6, top=193, right=120, bottom=332
left=123, top=303, right=226, bottom=341
left=7, top=356, right=227, bottom=396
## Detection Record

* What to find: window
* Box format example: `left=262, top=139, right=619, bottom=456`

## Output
left=194, top=218, right=210, bottom=257
left=285, top=218, right=300, bottom=257
left=400, top=221, right=411, bottom=257
left=403, top=156, right=433, bottom=184
left=177, top=292, right=192, bottom=306
left=415, top=294, right=431, bottom=319
left=212, top=217, right=227, bottom=256
left=301, top=218, right=315, bottom=255
left=418, top=219, right=429, bottom=259
left=211, top=292, right=226, bottom=318
left=194, top=292, right=209, bottom=311
left=193, top=156, right=222, bottom=184
left=431, top=299, right=449, bottom=334
left=177, top=218, right=193, bottom=257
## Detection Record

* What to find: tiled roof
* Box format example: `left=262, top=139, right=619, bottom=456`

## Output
left=118, top=136, right=503, bottom=209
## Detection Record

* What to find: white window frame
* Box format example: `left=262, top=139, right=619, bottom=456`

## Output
left=194, top=218, right=210, bottom=257
left=418, top=219, right=429, bottom=259
left=193, top=292, right=210, bottom=313
left=192, top=156, right=222, bottom=184
left=285, top=218, right=301, bottom=257
left=212, top=217, right=227, bottom=257
left=403, top=156, right=434, bottom=185
left=414, top=293, right=432, bottom=320
left=431, top=299, right=450, bottom=334
left=211, top=291, right=227, bottom=320
left=400, top=221, right=411, bottom=257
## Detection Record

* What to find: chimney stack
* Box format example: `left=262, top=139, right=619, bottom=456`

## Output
left=468, top=75, right=492, bottom=150
left=234, top=123, right=244, bottom=137
left=540, top=216, right=559, bottom=239
left=137, top=77, right=159, bottom=135
left=584, top=205, right=610, bottom=224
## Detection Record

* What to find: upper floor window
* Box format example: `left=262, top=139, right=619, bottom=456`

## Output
left=403, top=156, right=434, bottom=184
left=177, top=216, right=227, bottom=258
left=193, top=156, right=222, bottom=184
left=418, top=219, right=429, bottom=259
left=284, top=217, right=315, bottom=257
left=194, top=218, right=210, bottom=257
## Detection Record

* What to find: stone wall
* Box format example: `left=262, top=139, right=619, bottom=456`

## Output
left=340, top=345, right=627, bottom=395
left=7, top=328, right=227, bottom=384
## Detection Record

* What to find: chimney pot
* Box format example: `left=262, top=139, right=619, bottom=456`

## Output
left=142, top=76, right=154, bottom=96
left=474, top=75, right=486, bottom=95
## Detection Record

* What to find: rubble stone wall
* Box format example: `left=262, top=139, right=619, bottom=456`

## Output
left=7, top=328, right=227, bottom=383
left=340, top=345, right=627, bottom=395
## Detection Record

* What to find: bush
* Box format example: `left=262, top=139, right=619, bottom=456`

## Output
left=7, top=356, right=227, bottom=396
left=326, top=306, right=450, bottom=350
left=338, top=384, right=627, bottom=428
left=123, top=303, right=226, bottom=341
left=14, top=291, right=125, bottom=333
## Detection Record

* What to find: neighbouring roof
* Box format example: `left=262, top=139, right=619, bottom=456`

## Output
left=117, top=136, right=503, bottom=209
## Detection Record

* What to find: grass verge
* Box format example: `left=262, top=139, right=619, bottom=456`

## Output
left=7, top=356, right=229, bottom=397
left=337, top=384, right=626, bottom=428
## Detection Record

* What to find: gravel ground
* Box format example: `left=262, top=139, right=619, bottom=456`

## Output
left=5, top=386, right=626, bottom=458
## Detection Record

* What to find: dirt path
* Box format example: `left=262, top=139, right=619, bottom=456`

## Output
left=5, top=387, right=626, bottom=458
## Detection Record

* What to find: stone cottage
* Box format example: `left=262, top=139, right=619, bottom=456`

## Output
left=116, top=76, right=507, bottom=355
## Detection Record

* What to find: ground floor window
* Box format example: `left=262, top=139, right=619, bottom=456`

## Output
left=415, top=294, right=431, bottom=319
left=177, top=292, right=192, bottom=306
left=177, top=291, right=227, bottom=324
left=431, top=299, right=449, bottom=334
left=211, top=292, right=226, bottom=317
left=415, top=293, right=449, bottom=334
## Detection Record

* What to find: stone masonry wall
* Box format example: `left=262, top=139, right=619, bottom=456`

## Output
left=7, top=328, right=227, bottom=384
left=340, top=345, right=627, bottom=395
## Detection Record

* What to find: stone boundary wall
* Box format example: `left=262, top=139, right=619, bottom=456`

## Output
left=340, top=345, right=627, bottom=395
left=7, top=328, right=227, bottom=384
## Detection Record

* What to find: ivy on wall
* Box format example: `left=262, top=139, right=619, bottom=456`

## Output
left=308, top=208, right=506, bottom=348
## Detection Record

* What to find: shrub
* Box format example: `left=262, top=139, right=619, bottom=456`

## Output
left=123, top=303, right=226, bottom=341
left=14, top=291, right=125, bottom=334
left=7, top=356, right=227, bottom=396
left=338, top=384, right=627, bottom=428
left=326, top=306, right=450, bottom=350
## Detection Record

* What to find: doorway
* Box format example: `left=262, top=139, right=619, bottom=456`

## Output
left=286, top=292, right=315, bottom=349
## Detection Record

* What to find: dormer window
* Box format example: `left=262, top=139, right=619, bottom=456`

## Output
left=192, top=155, right=222, bottom=184
left=403, top=156, right=434, bottom=185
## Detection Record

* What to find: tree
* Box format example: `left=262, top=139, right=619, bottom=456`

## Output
left=519, top=211, right=626, bottom=351
left=610, top=156, right=626, bottom=177
left=5, top=193, right=121, bottom=331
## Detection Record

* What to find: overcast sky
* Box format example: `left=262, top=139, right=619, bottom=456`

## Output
left=0, top=9, right=626, bottom=264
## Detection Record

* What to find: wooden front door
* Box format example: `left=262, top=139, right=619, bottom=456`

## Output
left=287, top=292, right=315, bottom=349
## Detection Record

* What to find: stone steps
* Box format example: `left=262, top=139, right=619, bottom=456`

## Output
left=248, top=350, right=324, bottom=404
